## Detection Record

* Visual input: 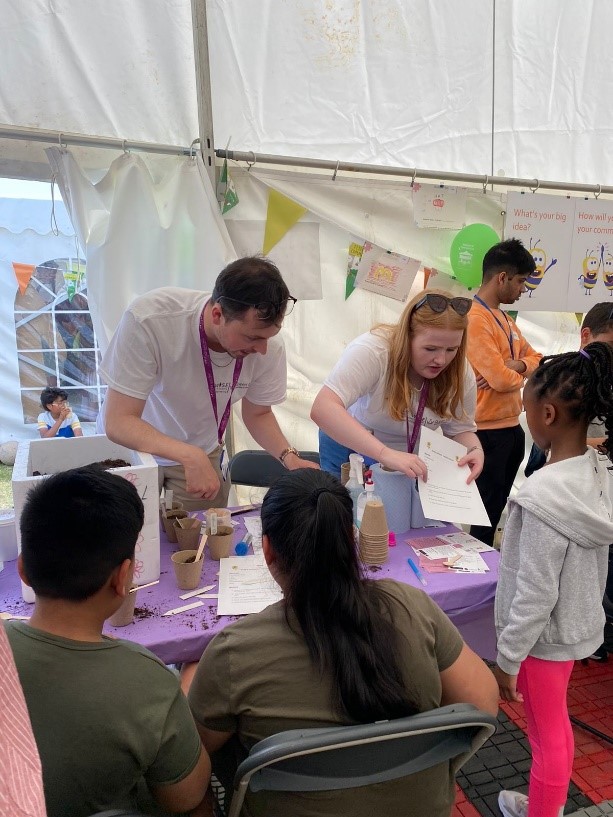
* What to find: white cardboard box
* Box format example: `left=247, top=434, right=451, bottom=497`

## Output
left=12, top=435, right=160, bottom=602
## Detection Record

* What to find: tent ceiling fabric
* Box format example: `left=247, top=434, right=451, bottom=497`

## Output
left=1, top=2, right=613, bottom=184
left=0, top=0, right=198, bottom=178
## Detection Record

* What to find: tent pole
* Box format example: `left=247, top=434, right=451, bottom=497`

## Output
left=216, top=149, right=612, bottom=197
left=190, top=0, right=216, bottom=185
left=0, top=126, right=192, bottom=156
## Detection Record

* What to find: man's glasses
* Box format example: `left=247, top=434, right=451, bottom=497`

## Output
left=51, top=399, right=68, bottom=406
left=413, top=293, right=472, bottom=317
left=218, top=295, right=297, bottom=319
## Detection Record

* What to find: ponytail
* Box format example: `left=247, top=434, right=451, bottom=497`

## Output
left=261, top=469, right=418, bottom=722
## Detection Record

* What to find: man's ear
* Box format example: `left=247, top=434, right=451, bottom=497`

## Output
left=210, top=302, right=224, bottom=326
left=110, top=558, right=134, bottom=598
left=17, top=554, right=32, bottom=588
left=543, top=402, right=557, bottom=427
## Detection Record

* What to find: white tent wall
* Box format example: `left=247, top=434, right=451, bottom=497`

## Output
left=0, top=0, right=198, bottom=180
left=47, top=150, right=236, bottom=352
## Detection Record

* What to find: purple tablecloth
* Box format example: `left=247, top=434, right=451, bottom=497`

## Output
left=0, top=514, right=499, bottom=663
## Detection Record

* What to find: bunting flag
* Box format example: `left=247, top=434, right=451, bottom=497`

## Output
left=217, top=158, right=239, bottom=214
left=262, top=189, right=307, bottom=255
left=575, top=312, right=583, bottom=325
left=345, top=241, right=365, bottom=299
left=423, top=267, right=433, bottom=288
left=12, top=262, right=35, bottom=295
left=507, top=311, right=518, bottom=321
left=63, top=261, right=85, bottom=301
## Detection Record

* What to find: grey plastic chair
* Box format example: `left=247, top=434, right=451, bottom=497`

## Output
left=228, top=449, right=320, bottom=488
left=226, top=703, right=497, bottom=817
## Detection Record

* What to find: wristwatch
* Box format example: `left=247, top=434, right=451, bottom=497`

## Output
left=279, top=446, right=299, bottom=467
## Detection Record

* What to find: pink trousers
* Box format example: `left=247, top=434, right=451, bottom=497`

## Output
left=517, top=656, right=575, bottom=817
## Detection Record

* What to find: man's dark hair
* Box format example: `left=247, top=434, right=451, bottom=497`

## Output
left=582, top=301, right=613, bottom=337
left=40, top=387, right=68, bottom=410
left=212, top=256, right=291, bottom=325
left=20, top=465, right=144, bottom=600
left=482, top=238, right=536, bottom=282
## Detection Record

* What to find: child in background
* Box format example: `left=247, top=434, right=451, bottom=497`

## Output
left=37, top=387, right=83, bottom=438
left=494, top=342, right=613, bottom=817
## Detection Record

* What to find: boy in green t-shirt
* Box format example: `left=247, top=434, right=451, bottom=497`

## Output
left=4, top=465, right=210, bottom=817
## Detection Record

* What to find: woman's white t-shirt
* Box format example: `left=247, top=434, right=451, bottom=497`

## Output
left=324, top=330, right=477, bottom=451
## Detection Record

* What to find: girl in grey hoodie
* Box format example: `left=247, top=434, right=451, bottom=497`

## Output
left=494, top=341, right=613, bottom=817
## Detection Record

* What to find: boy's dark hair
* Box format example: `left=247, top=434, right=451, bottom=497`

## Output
left=40, top=387, right=68, bottom=410
left=20, top=465, right=144, bottom=600
left=582, top=302, right=613, bottom=337
left=212, top=256, right=291, bottom=325
left=482, top=238, right=536, bottom=282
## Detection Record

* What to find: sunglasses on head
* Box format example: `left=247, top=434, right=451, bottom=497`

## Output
left=412, top=293, right=472, bottom=317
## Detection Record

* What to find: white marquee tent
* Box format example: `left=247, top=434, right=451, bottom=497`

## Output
left=0, top=0, right=607, bottom=452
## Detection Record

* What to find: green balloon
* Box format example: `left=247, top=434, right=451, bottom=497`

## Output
left=449, top=224, right=500, bottom=288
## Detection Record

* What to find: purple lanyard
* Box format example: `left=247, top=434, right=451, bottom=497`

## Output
left=473, top=296, right=515, bottom=359
left=406, top=381, right=430, bottom=454
left=199, top=310, right=243, bottom=446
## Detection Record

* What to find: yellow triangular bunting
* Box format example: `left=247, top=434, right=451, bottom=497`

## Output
left=262, top=189, right=307, bottom=255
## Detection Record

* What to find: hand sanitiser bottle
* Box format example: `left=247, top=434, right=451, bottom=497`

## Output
left=356, top=478, right=382, bottom=528
left=346, top=453, right=364, bottom=524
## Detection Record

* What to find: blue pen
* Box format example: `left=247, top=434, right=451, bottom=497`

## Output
left=407, top=558, right=427, bottom=587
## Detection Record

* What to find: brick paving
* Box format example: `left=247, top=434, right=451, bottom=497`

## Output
left=452, top=659, right=613, bottom=817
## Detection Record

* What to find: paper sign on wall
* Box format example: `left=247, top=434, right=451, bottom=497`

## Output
left=567, top=198, right=613, bottom=306
left=355, top=242, right=420, bottom=302
left=504, top=193, right=575, bottom=312
left=412, top=183, right=468, bottom=230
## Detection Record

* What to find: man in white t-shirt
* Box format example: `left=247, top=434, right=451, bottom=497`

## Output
left=98, top=257, right=317, bottom=510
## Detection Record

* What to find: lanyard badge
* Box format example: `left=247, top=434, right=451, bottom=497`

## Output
left=199, top=310, right=243, bottom=448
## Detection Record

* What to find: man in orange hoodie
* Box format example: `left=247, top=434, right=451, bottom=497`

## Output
left=467, top=239, right=542, bottom=546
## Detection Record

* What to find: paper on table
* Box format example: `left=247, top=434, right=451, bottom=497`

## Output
left=417, top=427, right=490, bottom=526
left=436, top=532, right=496, bottom=552
left=243, top=517, right=263, bottom=555
left=217, top=555, right=282, bottom=616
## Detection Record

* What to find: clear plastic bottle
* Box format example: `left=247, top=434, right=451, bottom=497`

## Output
left=345, top=453, right=364, bottom=524
left=356, top=478, right=382, bottom=528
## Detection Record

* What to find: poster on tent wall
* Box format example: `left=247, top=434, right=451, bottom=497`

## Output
left=504, top=193, right=576, bottom=312
left=412, top=183, right=468, bottom=230
left=355, top=242, right=420, bottom=302
left=567, top=198, right=613, bottom=308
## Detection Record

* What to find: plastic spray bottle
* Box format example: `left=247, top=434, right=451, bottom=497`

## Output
left=345, top=453, right=364, bottom=524
left=356, top=477, right=382, bottom=528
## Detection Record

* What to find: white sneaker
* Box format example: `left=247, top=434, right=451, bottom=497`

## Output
left=498, top=790, right=565, bottom=817
left=498, top=790, right=528, bottom=817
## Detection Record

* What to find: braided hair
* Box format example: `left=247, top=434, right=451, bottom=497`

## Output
left=529, top=341, right=613, bottom=458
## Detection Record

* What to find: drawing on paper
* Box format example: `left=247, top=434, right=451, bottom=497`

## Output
left=579, top=245, right=602, bottom=295
left=526, top=239, right=557, bottom=297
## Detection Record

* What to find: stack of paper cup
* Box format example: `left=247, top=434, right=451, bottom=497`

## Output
left=358, top=500, right=389, bottom=565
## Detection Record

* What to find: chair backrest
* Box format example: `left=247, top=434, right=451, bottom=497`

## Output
left=228, top=449, right=320, bottom=487
left=227, top=703, right=496, bottom=817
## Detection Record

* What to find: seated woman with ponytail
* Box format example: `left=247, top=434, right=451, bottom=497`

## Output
left=187, top=469, right=498, bottom=817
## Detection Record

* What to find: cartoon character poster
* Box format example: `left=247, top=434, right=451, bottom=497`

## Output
left=567, top=198, right=613, bottom=309
left=504, top=193, right=575, bottom=312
